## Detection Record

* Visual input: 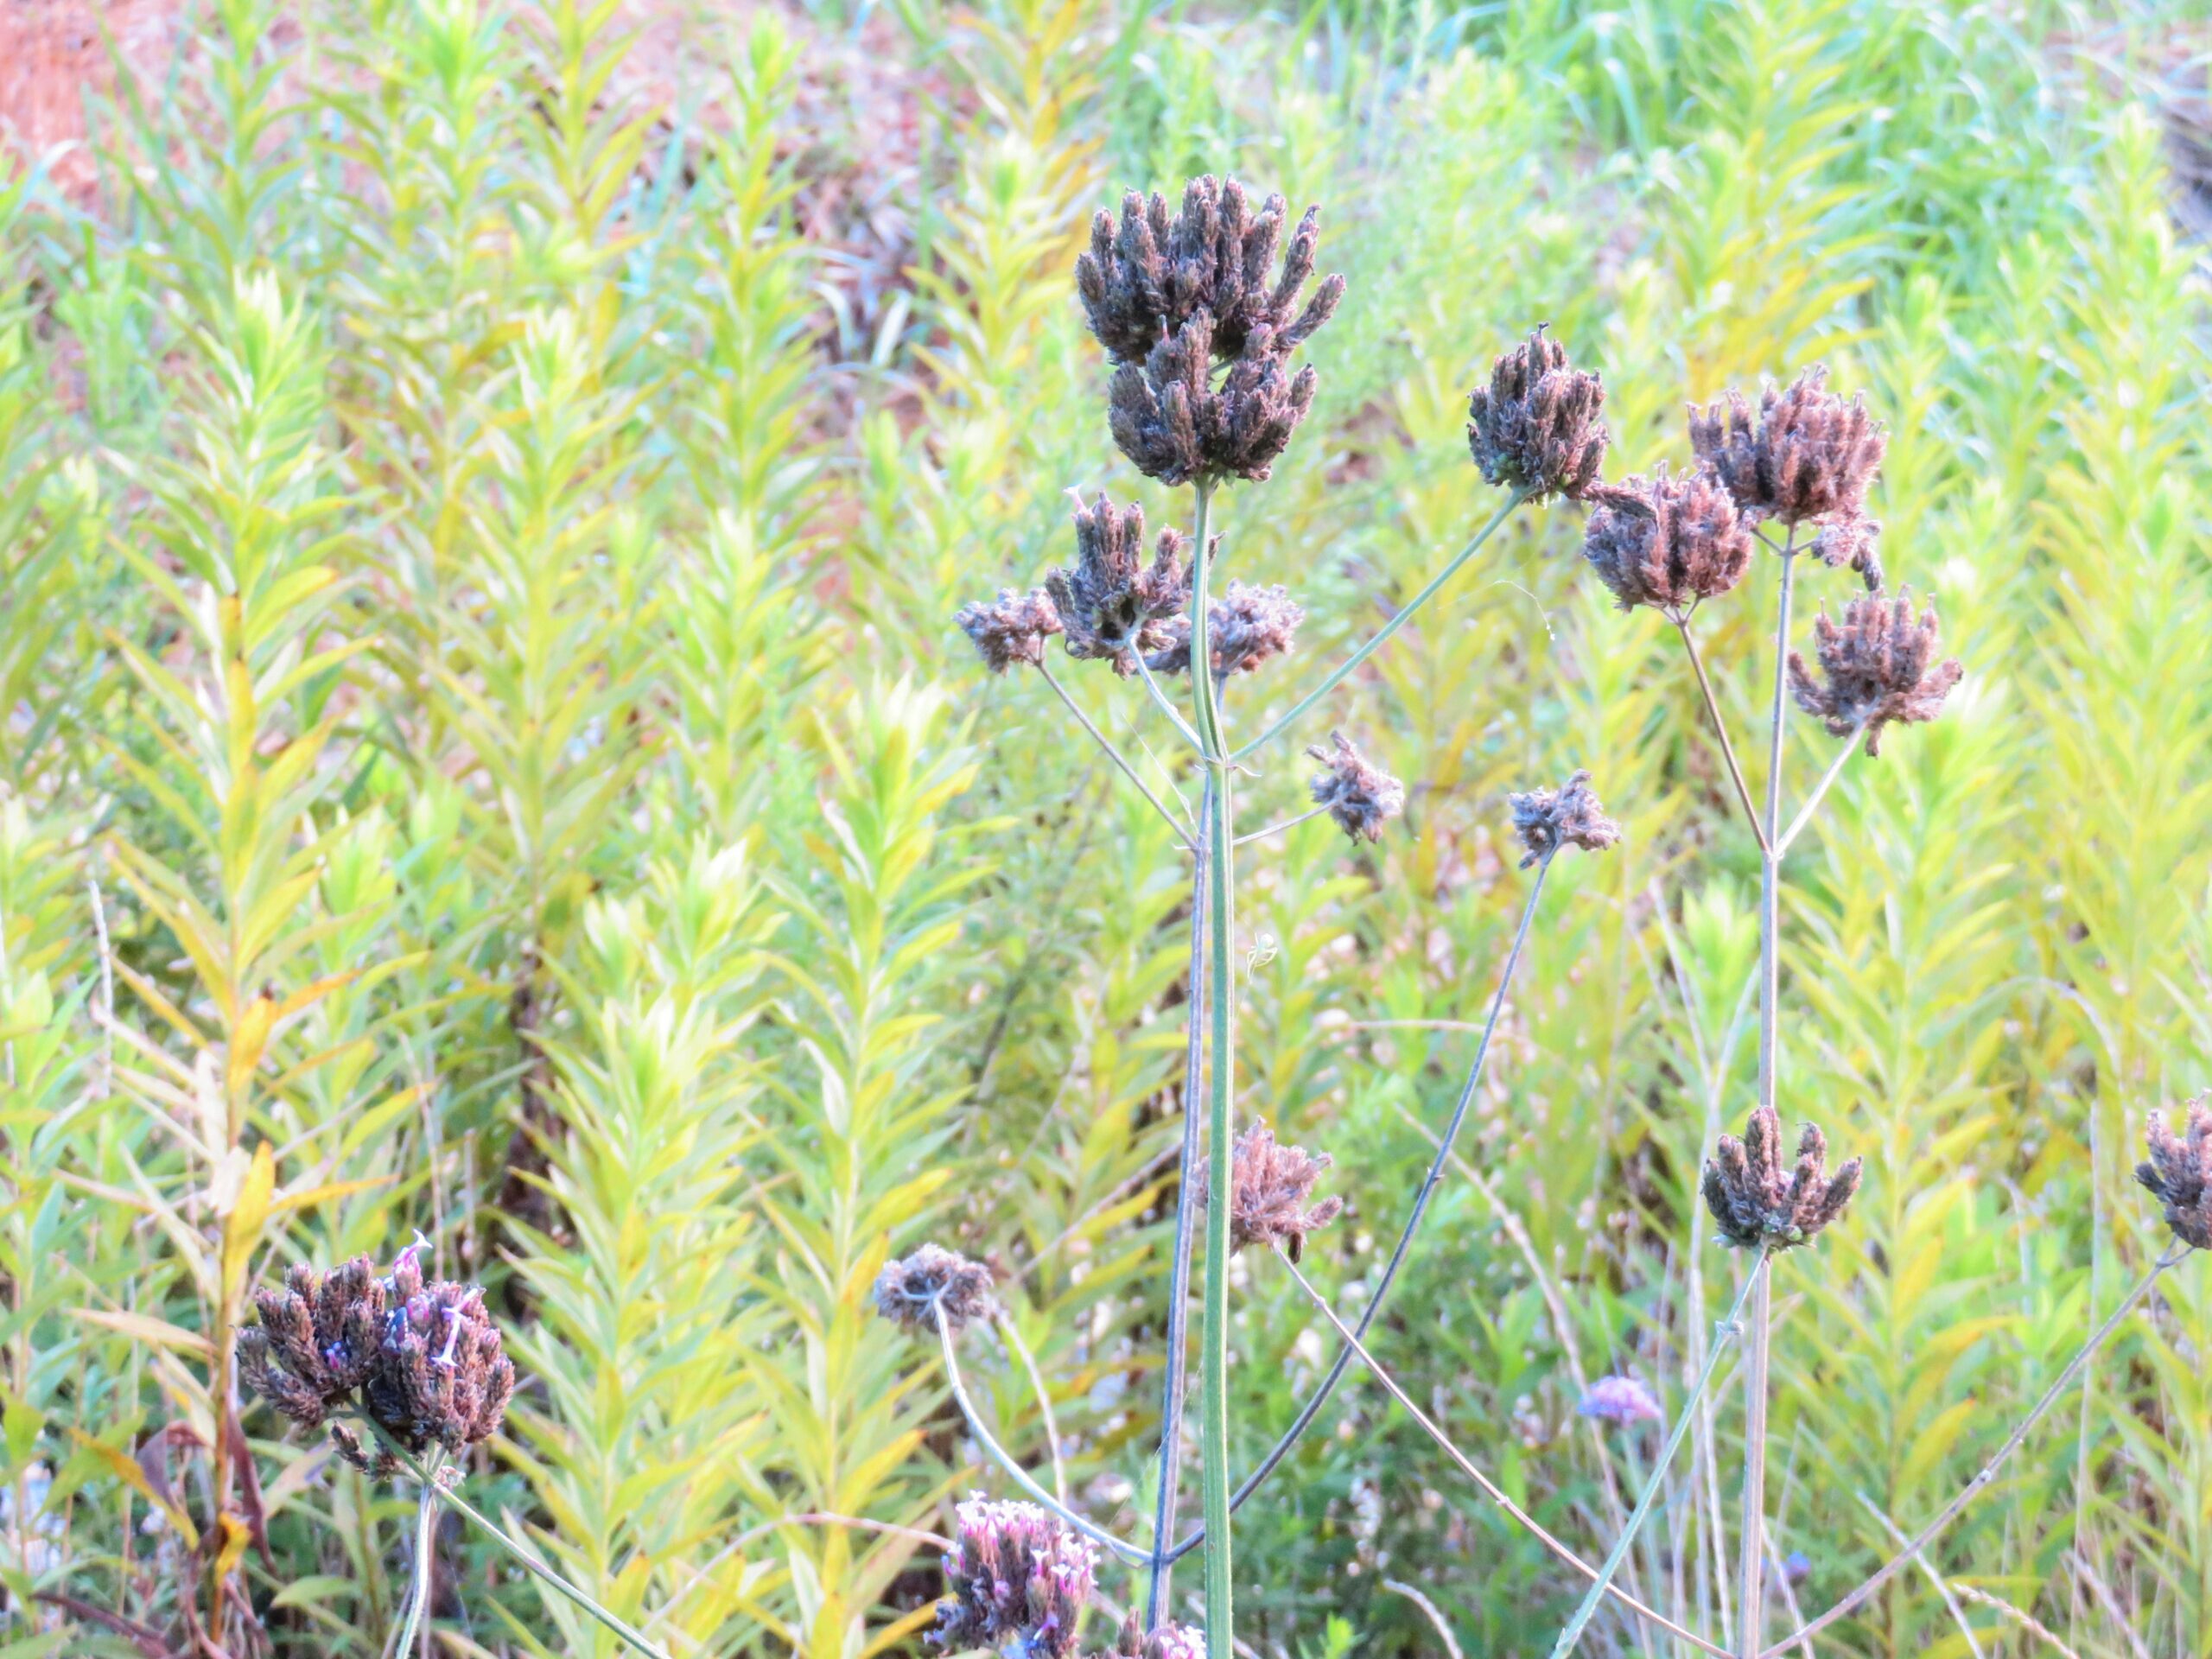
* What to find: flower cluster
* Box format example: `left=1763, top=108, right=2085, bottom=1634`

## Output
left=1689, top=366, right=1885, bottom=532
left=957, top=589, right=1063, bottom=675
left=1578, top=1375, right=1664, bottom=1427
left=1466, top=326, right=1610, bottom=502
left=2136, top=1096, right=2212, bottom=1253
left=1143, top=582, right=1303, bottom=680
left=1196, top=1122, right=1344, bottom=1263
left=933, top=1497, right=1096, bottom=1659
left=1581, top=462, right=1753, bottom=617
left=1786, top=590, right=1962, bottom=755
left=873, top=1243, right=999, bottom=1334
left=1306, top=732, right=1404, bottom=843
left=1098, top=1613, right=1207, bottom=1659
left=1047, top=493, right=1192, bottom=675
left=1508, top=771, right=1622, bottom=868
left=1700, top=1106, right=1862, bottom=1252
left=238, top=1248, right=517, bottom=1478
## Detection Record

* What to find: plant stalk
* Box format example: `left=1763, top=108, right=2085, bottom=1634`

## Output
left=1734, top=1255, right=1775, bottom=1659
left=392, top=1479, right=436, bottom=1659
left=1039, top=662, right=1195, bottom=845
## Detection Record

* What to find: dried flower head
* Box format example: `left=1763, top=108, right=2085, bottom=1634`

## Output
left=359, top=1253, right=517, bottom=1460
left=1808, top=513, right=1884, bottom=592
left=2135, top=1096, right=2212, bottom=1252
left=1144, top=582, right=1303, bottom=679
left=1465, top=326, right=1610, bottom=502
left=1786, top=590, right=1962, bottom=755
left=873, top=1243, right=998, bottom=1334
left=933, top=1497, right=1097, bottom=1659
left=957, top=589, right=1063, bottom=675
left=237, top=1256, right=388, bottom=1433
left=1108, top=313, right=1321, bottom=486
left=1045, top=494, right=1191, bottom=674
left=1580, top=463, right=1754, bottom=616
left=1101, top=1612, right=1207, bottom=1659
left=1688, top=366, right=1885, bottom=527
left=1306, top=731, right=1405, bottom=843
left=1700, top=1106, right=1862, bottom=1251
left=1195, top=1122, right=1343, bottom=1262
left=1578, top=1374, right=1664, bottom=1427
left=1075, top=175, right=1344, bottom=365
left=1508, top=770, right=1621, bottom=868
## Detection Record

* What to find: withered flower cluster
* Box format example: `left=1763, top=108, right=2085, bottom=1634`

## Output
left=1096, top=1613, right=1207, bottom=1659
left=956, top=588, right=1063, bottom=675
left=2136, top=1096, right=2212, bottom=1253
left=1143, top=582, right=1304, bottom=680
left=1700, top=1106, right=1862, bottom=1252
left=1508, top=771, right=1622, bottom=869
left=238, top=1249, right=516, bottom=1478
left=1689, top=365, right=1886, bottom=588
left=1785, top=590, right=1962, bottom=755
left=1306, top=731, right=1404, bottom=843
left=1196, top=1122, right=1343, bottom=1263
left=1082, top=176, right=1344, bottom=487
left=1466, top=326, right=1610, bottom=503
left=1581, top=462, right=1753, bottom=617
left=933, top=1497, right=1097, bottom=1659
left=873, top=1243, right=999, bottom=1335
left=1048, top=493, right=1192, bottom=674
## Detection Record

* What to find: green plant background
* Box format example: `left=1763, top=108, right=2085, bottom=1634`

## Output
left=1, top=1, right=2207, bottom=1655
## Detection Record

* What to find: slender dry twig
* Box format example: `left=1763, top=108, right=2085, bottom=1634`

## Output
left=999, top=1313, right=1069, bottom=1503
left=1676, top=619, right=1770, bottom=855
left=1234, top=804, right=1331, bottom=846
left=1859, top=1495, right=1984, bottom=1659
left=1383, top=1579, right=1465, bottom=1659
left=1951, top=1582, right=2082, bottom=1659
left=1775, top=727, right=1862, bottom=855
left=1039, top=662, right=1196, bottom=844
left=2070, top=1548, right=2150, bottom=1659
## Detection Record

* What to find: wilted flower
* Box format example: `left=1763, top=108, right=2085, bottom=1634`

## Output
left=1046, top=494, right=1190, bottom=674
left=957, top=589, right=1063, bottom=675
left=1580, top=463, right=1753, bottom=616
left=1465, top=326, right=1610, bottom=502
left=1786, top=590, right=1962, bottom=755
left=933, top=1497, right=1097, bottom=1659
left=1145, top=582, right=1303, bottom=679
left=1700, top=1106, right=1862, bottom=1251
left=1075, top=175, right=1344, bottom=365
left=1101, top=1612, right=1207, bottom=1659
left=1508, top=771, right=1621, bottom=868
left=1195, top=1122, right=1343, bottom=1262
left=1307, top=732, right=1404, bottom=843
left=874, top=1243, right=998, bottom=1334
left=1108, top=313, right=1321, bottom=486
left=1578, top=1374, right=1664, bottom=1427
left=1808, top=513, right=1884, bottom=592
left=237, top=1256, right=388, bottom=1433
left=1688, top=367, right=1885, bottom=528
left=2135, top=1096, right=2212, bottom=1252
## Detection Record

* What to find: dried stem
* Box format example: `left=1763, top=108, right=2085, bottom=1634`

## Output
left=1776, top=729, right=1862, bottom=855
left=1165, top=852, right=1554, bottom=1565
left=1039, top=662, right=1195, bottom=845
left=999, top=1313, right=1068, bottom=1503
left=1235, top=804, right=1331, bottom=846
left=1134, top=650, right=1208, bottom=755
left=1675, top=617, right=1770, bottom=855
left=1274, top=1252, right=1731, bottom=1659
left=1759, top=1249, right=2188, bottom=1656
left=1734, top=1255, right=1776, bottom=1659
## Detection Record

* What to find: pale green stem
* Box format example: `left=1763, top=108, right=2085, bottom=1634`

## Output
left=1675, top=617, right=1770, bottom=855
left=391, top=1480, right=435, bottom=1659
left=1735, top=1256, right=1776, bottom=1659
left=1234, top=804, right=1330, bottom=847
left=1550, top=1263, right=1763, bottom=1659
left=1038, top=662, right=1195, bottom=845
left=1775, top=728, right=1862, bottom=856
left=1230, top=487, right=1524, bottom=762
left=1134, top=650, right=1207, bottom=754
left=998, top=1312, right=1068, bottom=1503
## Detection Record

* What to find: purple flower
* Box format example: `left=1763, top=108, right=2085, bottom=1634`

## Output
left=933, top=1497, right=1096, bottom=1659
left=1577, top=1374, right=1663, bottom=1427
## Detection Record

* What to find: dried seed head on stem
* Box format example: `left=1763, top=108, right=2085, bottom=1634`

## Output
left=873, top=1243, right=998, bottom=1333
left=1581, top=463, right=1753, bottom=617
left=1048, top=493, right=1192, bottom=675
left=1195, top=1122, right=1344, bottom=1263
left=1465, top=325, right=1610, bottom=502
left=1689, top=367, right=1885, bottom=528
left=1108, top=313, right=1324, bottom=486
left=1145, top=582, right=1304, bottom=679
left=957, top=588, right=1064, bottom=674
left=1700, top=1106, right=1862, bottom=1252
left=1306, top=731, right=1405, bottom=843
left=2135, top=1096, right=2212, bottom=1251
left=1785, top=590, right=1962, bottom=755
left=1509, top=771, right=1622, bottom=868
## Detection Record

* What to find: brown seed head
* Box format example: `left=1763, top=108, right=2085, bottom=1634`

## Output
left=1045, top=493, right=1191, bottom=675
left=1700, top=1106, right=1863, bottom=1251
left=2135, top=1096, right=2212, bottom=1252
left=1809, top=513, right=1885, bottom=592
left=1688, top=366, right=1885, bottom=526
left=1108, top=313, right=1323, bottom=486
left=933, top=1497, right=1097, bottom=1659
left=873, top=1243, right=998, bottom=1334
left=1465, top=326, right=1610, bottom=502
left=1580, top=462, right=1754, bottom=616
left=957, top=588, right=1063, bottom=674
left=1306, top=731, right=1405, bottom=843
left=1075, top=175, right=1343, bottom=365
left=1786, top=589, right=1962, bottom=755
left=360, top=1275, right=517, bottom=1458
left=237, top=1255, right=387, bottom=1433
left=1195, top=1122, right=1344, bottom=1262
left=1144, top=582, right=1303, bottom=680
left=1508, top=770, right=1621, bottom=868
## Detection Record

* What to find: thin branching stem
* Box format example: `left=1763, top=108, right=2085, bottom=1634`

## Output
left=1234, top=804, right=1328, bottom=847
left=1675, top=617, right=1770, bottom=855
left=1134, top=651, right=1208, bottom=754
left=1230, top=488, right=1526, bottom=761
left=1166, top=853, right=1554, bottom=1565
left=1275, top=1253, right=1731, bottom=1659
left=390, top=1480, right=435, bottom=1659
left=1735, top=1255, right=1776, bottom=1658
left=934, top=1304, right=1150, bottom=1566
left=1147, top=773, right=1211, bottom=1624
left=1550, top=1264, right=1763, bottom=1657
left=1759, top=1249, right=2189, bottom=1657
left=1776, top=729, right=1862, bottom=855
left=1039, top=663, right=1195, bottom=845
left=999, top=1313, right=1068, bottom=1503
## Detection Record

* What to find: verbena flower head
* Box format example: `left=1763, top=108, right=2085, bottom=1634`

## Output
left=1103, top=1612, right=1207, bottom=1659
left=1580, top=463, right=1753, bottom=616
left=957, top=589, right=1064, bottom=674
left=1465, top=326, right=1610, bottom=502
left=1578, top=1374, right=1664, bottom=1427
left=1688, top=366, right=1885, bottom=527
left=1307, top=731, right=1405, bottom=843
left=1108, top=312, right=1321, bottom=486
left=2135, top=1096, right=2212, bottom=1252
left=874, top=1243, right=998, bottom=1333
left=1808, top=513, right=1884, bottom=592
left=237, top=1256, right=387, bottom=1433
left=1046, top=493, right=1190, bottom=675
left=1700, top=1106, right=1862, bottom=1252
left=934, top=1497, right=1096, bottom=1659
left=1075, top=175, right=1344, bottom=365
left=1196, top=1122, right=1344, bottom=1263
left=1508, top=771, right=1621, bottom=868
left=1144, top=582, right=1303, bottom=679
left=1785, top=590, right=1962, bottom=755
